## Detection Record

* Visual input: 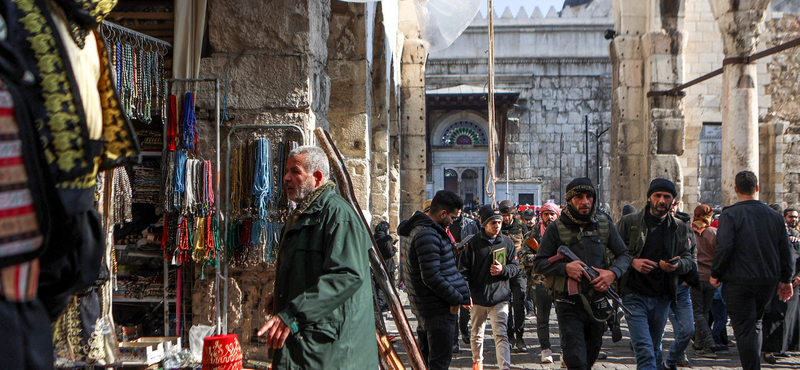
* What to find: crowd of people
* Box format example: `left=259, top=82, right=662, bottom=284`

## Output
left=392, top=170, right=800, bottom=370
left=256, top=146, right=798, bottom=370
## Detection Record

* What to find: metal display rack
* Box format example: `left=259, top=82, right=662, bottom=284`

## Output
left=221, top=124, right=305, bottom=335
left=162, top=78, right=221, bottom=336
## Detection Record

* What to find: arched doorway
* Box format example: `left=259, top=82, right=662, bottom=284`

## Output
left=461, top=169, right=479, bottom=208
left=444, top=168, right=459, bottom=194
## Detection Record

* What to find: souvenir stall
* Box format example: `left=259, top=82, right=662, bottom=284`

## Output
left=220, top=125, right=304, bottom=363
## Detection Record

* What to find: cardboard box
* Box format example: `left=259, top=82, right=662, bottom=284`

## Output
left=118, top=342, right=164, bottom=366
left=135, top=336, right=182, bottom=352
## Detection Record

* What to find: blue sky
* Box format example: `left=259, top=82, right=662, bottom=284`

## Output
left=479, top=0, right=565, bottom=17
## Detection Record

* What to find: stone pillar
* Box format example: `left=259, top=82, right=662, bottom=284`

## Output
left=327, top=1, right=373, bottom=208
left=371, top=3, right=391, bottom=223
left=399, top=0, right=427, bottom=220
left=610, top=0, right=687, bottom=220
left=710, top=2, right=769, bottom=205
left=399, top=39, right=427, bottom=220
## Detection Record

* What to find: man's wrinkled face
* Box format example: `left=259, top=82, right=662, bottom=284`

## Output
left=284, top=154, right=317, bottom=203
left=485, top=219, right=503, bottom=237
left=648, top=191, right=674, bottom=218
left=786, top=211, right=799, bottom=228
left=568, top=193, right=594, bottom=216
left=502, top=213, right=514, bottom=225
left=541, top=210, right=557, bottom=227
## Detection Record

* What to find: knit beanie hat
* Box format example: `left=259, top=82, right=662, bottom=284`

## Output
left=479, top=205, right=503, bottom=226
left=565, top=177, right=596, bottom=201
left=622, top=204, right=637, bottom=216
left=647, top=178, right=677, bottom=198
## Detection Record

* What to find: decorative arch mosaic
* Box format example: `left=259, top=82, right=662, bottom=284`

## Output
left=441, top=120, right=487, bottom=146
left=444, top=168, right=458, bottom=178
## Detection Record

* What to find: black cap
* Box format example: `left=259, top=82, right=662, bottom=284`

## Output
left=480, top=205, right=503, bottom=226
left=622, top=204, right=637, bottom=216
left=565, top=177, right=596, bottom=200
left=499, top=200, right=516, bottom=214
left=647, top=178, right=677, bottom=198
left=522, top=209, right=535, bottom=220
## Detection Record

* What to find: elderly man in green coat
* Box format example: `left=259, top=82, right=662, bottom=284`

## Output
left=258, top=145, right=378, bottom=369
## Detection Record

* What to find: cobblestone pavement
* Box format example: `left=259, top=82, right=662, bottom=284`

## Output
left=384, top=291, right=800, bottom=369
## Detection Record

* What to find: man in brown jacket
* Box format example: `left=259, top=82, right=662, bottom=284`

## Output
left=689, top=205, right=720, bottom=354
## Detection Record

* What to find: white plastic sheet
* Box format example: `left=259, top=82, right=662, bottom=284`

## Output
left=414, top=0, right=484, bottom=53
left=189, top=324, right=216, bottom=363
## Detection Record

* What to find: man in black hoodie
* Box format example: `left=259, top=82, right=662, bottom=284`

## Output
left=460, top=205, right=519, bottom=370
left=398, top=190, right=471, bottom=370
left=534, top=178, right=631, bottom=370
left=711, top=171, right=794, bottom=370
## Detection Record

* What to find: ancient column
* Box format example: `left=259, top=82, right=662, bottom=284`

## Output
left=710, top=1, right=769, bottom=205
left=398, top=0, right=427, bottom=220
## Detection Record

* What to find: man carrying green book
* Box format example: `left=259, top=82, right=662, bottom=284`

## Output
left=459, top=205, right=520, bottom=370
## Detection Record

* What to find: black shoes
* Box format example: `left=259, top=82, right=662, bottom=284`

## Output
left=662, top=362, right=678, bottom=370
left=762, top=352, right=777, bottom=364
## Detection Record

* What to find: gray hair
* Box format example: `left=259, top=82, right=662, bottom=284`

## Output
left=288, top=145, right=330, bottom=181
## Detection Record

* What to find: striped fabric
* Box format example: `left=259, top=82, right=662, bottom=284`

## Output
left=0, top=83, right=43, bottom=301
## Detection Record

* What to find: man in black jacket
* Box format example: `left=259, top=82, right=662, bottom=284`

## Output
left=617, top=178, right=695, bottom=370
left=460, top=206, right=519, bottom=370
left=710, top=171, right=794, bottom=370
left=534, top=178, right=631, bottom=370
left=499, top=199, right=530, bottom=352
left=398, top=190, right=471, bottom=370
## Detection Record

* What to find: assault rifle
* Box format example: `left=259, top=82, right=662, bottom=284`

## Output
left=548, top=245, right=631, bottom=316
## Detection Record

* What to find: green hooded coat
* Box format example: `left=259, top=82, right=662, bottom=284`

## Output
left=272, top=185, right=378, bottom=369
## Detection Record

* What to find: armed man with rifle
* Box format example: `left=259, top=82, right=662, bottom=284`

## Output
left=533, top=178, right=632, bottom=370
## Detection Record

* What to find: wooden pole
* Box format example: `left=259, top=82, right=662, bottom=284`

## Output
left=315, top=127, right=426, bottom=370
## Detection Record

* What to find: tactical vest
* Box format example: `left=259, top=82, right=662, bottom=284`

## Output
left=545, top=216, right=610, bottom=301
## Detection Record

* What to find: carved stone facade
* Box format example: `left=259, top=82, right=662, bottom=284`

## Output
left=426, top=2, right=615, bottom=208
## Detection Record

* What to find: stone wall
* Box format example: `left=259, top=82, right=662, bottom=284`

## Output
left=426, top=5, right=614, bottom=207
left=766, top=12, right=800, bottom=209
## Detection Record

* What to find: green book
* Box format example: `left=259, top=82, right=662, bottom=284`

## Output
left=492, top=247, right=506, bottom=265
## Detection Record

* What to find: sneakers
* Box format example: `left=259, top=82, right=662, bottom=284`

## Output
left=693, top=346, right=717, bottom=358
left=453, top=343, right=460, bottom=353
left=541, top=348, right=554, bottom=363
left=515, top=339, right=527, bottom=353
left=678, top=353, right=689, bottom=366
left=472, top=361, right=483, bottom=370
left=663, top=362, right=678, bottom=370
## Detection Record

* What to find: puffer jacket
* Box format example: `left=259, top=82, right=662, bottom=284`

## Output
left=398, top=211, right=471, bottom=317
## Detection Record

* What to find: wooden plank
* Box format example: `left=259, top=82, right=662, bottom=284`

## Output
left=110, top=12, right=174, bottom=20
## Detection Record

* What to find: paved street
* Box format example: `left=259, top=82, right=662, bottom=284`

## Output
left=384, top=291, right=800, bottom=369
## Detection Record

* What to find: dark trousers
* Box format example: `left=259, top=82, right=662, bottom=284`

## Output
left=418, top=312, right=457, bottom=370
left=711, top=285, right=729, bottom=346
left=455, top=306, right=470, bottom=343
left=507, top=272, right=527, bottom=342
left=555, top=301, right=605, bottom=370
left=784, top=287, right=800, bottom=352
left=691, top=281, right=717, bottom=349
left=0, top=298, right=54, bottom=370
left=453, top=305, right=471, bottom=345
left=722, top=283, right=777, bottom=370
left=533, top=283, right=553, bottom=349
